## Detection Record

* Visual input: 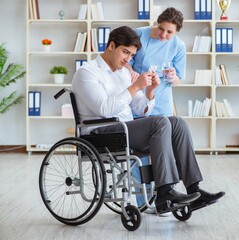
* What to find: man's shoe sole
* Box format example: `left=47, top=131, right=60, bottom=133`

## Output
left=190, top=191, right=225, bottom=211
left=190, top=199, right=218, bottom=211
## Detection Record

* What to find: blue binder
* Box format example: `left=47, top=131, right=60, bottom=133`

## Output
left=227, top=28, right=233, bottom=52
left=104, top=27, right=111, bottom=51
left=206, top=0, right=212, bottom=19
left=200, top=0, right=206, bottom=19
left=194, top=0, right=201, bottom=20
left=144, top=0, right=150, bottom=19
left=28, top=91, right=35, bottom=116
left=98, top=27, right=104, bottom=52
left=138, top=0, right=144, bottom=19
left=215, top=28, right=222, bottom=52
left=75, top=60, right=87, bottom=71
left=221, top=28, right=227, bottom=52
left=34, top=91, right=41, bottom=116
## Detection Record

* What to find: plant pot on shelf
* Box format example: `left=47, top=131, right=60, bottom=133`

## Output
left=43, top=45, right=51, bottom=52
left=53, top=74, right=65, bottom=84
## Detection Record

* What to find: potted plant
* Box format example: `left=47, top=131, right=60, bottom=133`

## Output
left=50, top=65, right=68, bottom=84
left=0, top=43, right=25, bottom=114
left=42, top=38, right=52, bottom=52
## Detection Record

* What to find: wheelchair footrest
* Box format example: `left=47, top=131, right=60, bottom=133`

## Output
left=156, top=201, right=188, bottom=214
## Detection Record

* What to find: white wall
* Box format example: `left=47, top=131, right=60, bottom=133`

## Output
left=0, top=0, right=26, bottom=144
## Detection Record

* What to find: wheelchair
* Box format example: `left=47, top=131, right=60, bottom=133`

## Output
left=39, top=88, right=192, bottom=231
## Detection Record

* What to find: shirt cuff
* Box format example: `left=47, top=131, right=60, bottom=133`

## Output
left=144, top=97, right=155, bottom=116
left=125, top=89, right=133, bottom=103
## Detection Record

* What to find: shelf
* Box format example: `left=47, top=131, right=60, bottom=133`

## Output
left=29, top=52, right=88, bottom=55
left=28, top=116, right=74, bottom=119
left=175, top=84, right=213, bottom=87
left=26, top=0, right=239, bottom=152
left=182, top=116, right=213, bottom=120
left=28, top=83, right=71, bottom=87
left=186, top=52, right=213, bottom=55
left=29, top=19, right=88, bottom=23
left=216, top=85, right=239, bottom=88
left=91, top=19, right=150, bottom=23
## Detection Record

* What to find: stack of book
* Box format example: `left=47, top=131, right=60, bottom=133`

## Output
left=28, top=0, right=40, bottom=19
left=215, top=99, right=235, bottom=117
left=91, top=28, right=98, bottom=52
left=91, top=2, right=104, bottom=20
left=138, top=0, right=150, bottom=19
left=215, top=64, right=229, bottom=85
left=74, top=32, right=87, bottom=52
left=188, top=98, right=212, bottom=117
left=78, top=4, right=88, bottom=20
left=192, top=36, right=212, bottom=52
left=194, top=0, right=212, bottom=20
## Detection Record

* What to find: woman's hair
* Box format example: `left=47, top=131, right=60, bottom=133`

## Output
left=106, top=26, right=142, bottom=50
left=157, top=7, right=184, bottom=32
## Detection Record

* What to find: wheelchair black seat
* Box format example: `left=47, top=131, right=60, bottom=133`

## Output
left=81, top=132, right=127, bottom=153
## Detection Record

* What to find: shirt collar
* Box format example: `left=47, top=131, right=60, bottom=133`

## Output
left=96, top=55, right=113, bottom=73
left=96, top=54, right=124, bottom=74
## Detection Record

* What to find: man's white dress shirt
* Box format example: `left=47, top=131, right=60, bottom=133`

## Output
left=72, top=55, right=155, bottom=134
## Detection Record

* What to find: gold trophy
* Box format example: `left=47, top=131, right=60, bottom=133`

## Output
left=217, top=0, right=231, bottom=20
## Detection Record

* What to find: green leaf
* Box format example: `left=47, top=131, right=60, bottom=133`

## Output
left=0, top=64, right=25, bottom=88
left=0, top=43, right=8, bottom=74
left=0, top=43, right=25, bottom=114
left=0, top=92, right=24, bottom=114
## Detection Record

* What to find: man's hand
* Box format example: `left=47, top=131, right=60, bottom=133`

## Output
left=146, top=72, right=160, bottom=91
left=128, top=72, right=155, bottom=97
left=145, top=72, right=160, bottom=100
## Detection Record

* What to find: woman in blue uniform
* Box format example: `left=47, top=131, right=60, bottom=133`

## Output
left=128, top=7, right=186, bottom=213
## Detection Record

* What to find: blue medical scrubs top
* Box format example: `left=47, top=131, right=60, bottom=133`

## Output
left=130, top=26, right=186, bottom=117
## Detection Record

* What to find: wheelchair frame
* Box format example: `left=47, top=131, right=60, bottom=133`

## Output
left=39, top=88, right=191, bottom=231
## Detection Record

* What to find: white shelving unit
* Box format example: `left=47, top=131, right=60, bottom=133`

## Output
left=26, top=0, right=239, bottom=153
left=26, top=0, right=90, bottom=152
left=165, top=0, right=239, bottom=153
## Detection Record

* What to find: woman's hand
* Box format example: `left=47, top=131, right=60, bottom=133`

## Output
left=167, top=67, right=180, bottom=86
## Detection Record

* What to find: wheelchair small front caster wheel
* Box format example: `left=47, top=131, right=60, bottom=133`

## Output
left=172, top=205, right=192, bottom=221
left=121, top=205, right=141, bottom=231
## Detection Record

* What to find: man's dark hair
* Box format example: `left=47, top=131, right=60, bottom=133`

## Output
left=106, top=26, right=142, bottom=50
left=157, top=7, right=184, bottom=32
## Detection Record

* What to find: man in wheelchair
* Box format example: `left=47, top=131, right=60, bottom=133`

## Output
left=71, top=26, right=225, bottom=215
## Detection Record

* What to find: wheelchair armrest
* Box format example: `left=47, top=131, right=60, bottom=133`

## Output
left=76, top=117, right=122, bottom=136
left=82, top=117, right=119, bottom=125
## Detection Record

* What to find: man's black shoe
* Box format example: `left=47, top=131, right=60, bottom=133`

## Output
left=155, top=189, right=200, bottom=214
left=190, top=189, right=225, bottom=211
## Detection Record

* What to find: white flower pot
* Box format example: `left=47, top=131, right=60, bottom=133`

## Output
left=43, top=45, right=51, bottom=52
left=53, top=74, right=65, bottom=84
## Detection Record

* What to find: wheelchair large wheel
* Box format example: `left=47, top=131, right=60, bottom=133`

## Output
left=39, top=137, right=106, bottom=225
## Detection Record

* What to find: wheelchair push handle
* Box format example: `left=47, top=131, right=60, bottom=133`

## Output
left=54, top=88, right=71, bottom=99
